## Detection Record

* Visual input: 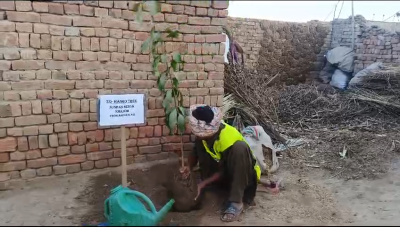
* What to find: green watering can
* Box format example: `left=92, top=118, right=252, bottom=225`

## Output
left=104, top=185, right=175, bottom=226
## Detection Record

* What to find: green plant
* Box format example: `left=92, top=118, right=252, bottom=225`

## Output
left=133, top=1, right=187, bottom=168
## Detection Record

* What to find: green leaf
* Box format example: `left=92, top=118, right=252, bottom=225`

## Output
left=172, top=87, right=180, bottom=98
left=172, top=77, right=179, bottom=88
left=158, top=74, right=167, bottom=91
left=177, top=113, right=186, bottom=134
left=178, top=106, right=186, bottom=116
left=161, top=54, right=168, bottom=63
left=163, top=90, right=173, bottom=109
left=141, top=38, right=151, bottom=52
left=166, top=28, right=180, bottom=38
left=171, top=60, right=178, bottom=72
left=166, top=90, right=173, bottom=101
left=152, top=55, right=160, bottom=72
left=168, top=108, right=178, bottom=131
left=172, top=52, right=182, bottom=63
left=135, top=3, right=143, bottom=23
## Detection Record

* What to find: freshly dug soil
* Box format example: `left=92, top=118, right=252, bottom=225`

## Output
left=76, top=162, right=225, bottom=226
left=163, top=171, right=201, bottom=212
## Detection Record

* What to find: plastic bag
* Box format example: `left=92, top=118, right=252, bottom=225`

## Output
left=330, top=69, right=350, bottom=90
left=242, top=126, right=279, bottom=174
left=348, top=62, right=384, bottom=86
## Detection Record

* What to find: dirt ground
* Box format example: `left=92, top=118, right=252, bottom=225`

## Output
left=1, top=129, right=400, bottom=226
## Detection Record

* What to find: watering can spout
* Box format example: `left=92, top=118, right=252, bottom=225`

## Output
left=155, top=199, right=175, bottom=223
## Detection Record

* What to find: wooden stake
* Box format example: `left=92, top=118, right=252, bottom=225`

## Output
left=121, top=126, right=128, bottom=187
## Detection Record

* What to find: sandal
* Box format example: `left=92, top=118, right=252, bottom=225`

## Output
left=216, top=200, right=229, bottom=214
left=220, top=204, right=243, bottom=222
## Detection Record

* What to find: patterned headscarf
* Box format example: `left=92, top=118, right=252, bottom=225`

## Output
left=189, top=104, right=223, bottom=137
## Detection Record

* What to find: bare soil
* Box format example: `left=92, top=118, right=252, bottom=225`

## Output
left=281, top=127, right=400, bottom=180
left=77, top=162, right=225, bottom=226
left=0, top=128, right=400, bottom=226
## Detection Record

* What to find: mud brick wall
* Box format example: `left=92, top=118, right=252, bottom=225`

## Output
left=0, top=0, right=228, bottom=185
left=227, top=17, right=330, bottom=84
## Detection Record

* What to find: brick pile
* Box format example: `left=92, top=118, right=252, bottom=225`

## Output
left=0, top=0, right=227, bottom=185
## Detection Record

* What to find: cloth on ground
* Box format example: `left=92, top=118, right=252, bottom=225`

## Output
left=242, top=126, right=278, bottom=174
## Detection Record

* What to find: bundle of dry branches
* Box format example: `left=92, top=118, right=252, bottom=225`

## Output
left=224, top=64, right=286, bottom=143
left=352, top=64, right=400, bottom=92
left=278, top=64, right=400, bottom=129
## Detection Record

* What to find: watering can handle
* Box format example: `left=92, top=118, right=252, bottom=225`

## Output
left=104, top=198, right=110, bottom=220
left=124, top=190, right=158, bottom=214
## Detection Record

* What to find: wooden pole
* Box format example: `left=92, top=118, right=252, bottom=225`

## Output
left=121, top=126, right=128, bottom=187
left=351, top=0, right=355, bottom=50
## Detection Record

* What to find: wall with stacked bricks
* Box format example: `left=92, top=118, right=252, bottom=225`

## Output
left=318, top=15, right=400, bottom=75
left=0, top=0, right=228, bottom=186
left=227, top=17, right=331, bottom=84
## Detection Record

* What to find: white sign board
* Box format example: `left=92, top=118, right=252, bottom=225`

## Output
left=97, top=94, right=146, bottom=127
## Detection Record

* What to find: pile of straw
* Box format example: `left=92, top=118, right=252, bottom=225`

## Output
left=224, top=63, right=400, bottom=133
left=278, top=64, right=400, bottom=128
left=224, top=65, right=286, bottom=143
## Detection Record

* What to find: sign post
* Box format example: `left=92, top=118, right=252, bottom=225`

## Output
left=97, top=94, right=146, bottom=187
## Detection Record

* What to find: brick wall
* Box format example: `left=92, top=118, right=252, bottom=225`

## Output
left=0, top=0, right=227, bottom=185
left=227, top=17, right=330, bottom=84
left=324, top=15, right=400, bottom=74
left=227, top=17, right=263, bottom=68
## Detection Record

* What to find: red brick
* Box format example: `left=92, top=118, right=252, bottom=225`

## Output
left=205, top=34, right=225, bottom=43
left=0, top=137, right=17, bottom=152
left=81, top=161, right=94, bottom=170
left=0, top=161, right=26, bottom=172
left=95, top=160, right=108, bottom=169
left=64, top=4, right=79, bottom=15
left=113, top=147, right=138, bottom=157
left=172, top=5, right=184, bottom=14
left=66, top=164, right=81, bottom=173
left=42, top=148, right=56, bottom=158
left=160, top=3, right=172, bottom=12
left=57, top=146, right=70, bottom=156
left=139, top=145, right=161, bottom=154
left=27, top=157, right=57, bottom=168
left=26, top=149, right=41, bottom=160
left=73, top=16, right=101, bottom=27
left=86, top=143, right=99, bottom=152
left=0, top=153, right=9, bottom=163
left=79, top=4, right=93, bottom=16
left=10, top=151, right=25, bottom=161
left=196, top=7, right=208, bottom=16
left=0, top=1, right=15, bottom=10
left=108, top=158, right=121, bottom=167
left=71, top=145, right=85, bottom=154
left=37, top=167, right=52, bottom=176
left=7, top=11, right=40, bottom=23
left=53, top=165, right=66, bottom=175
left=184, top=6, right=195, bottom=15
left=41, top=14, right=72, bottom=26
left=189, top=17, right=211, bottom=25
left=87, top=150, right=113, bottom=161
left=58, top=154, right=86, bottom=165
left=48, top=3, right=64, bottom=15
left=102, top=18, right=128, bottom=30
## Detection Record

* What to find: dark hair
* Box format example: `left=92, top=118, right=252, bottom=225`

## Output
left=192, top=106, right=214, bottom=124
